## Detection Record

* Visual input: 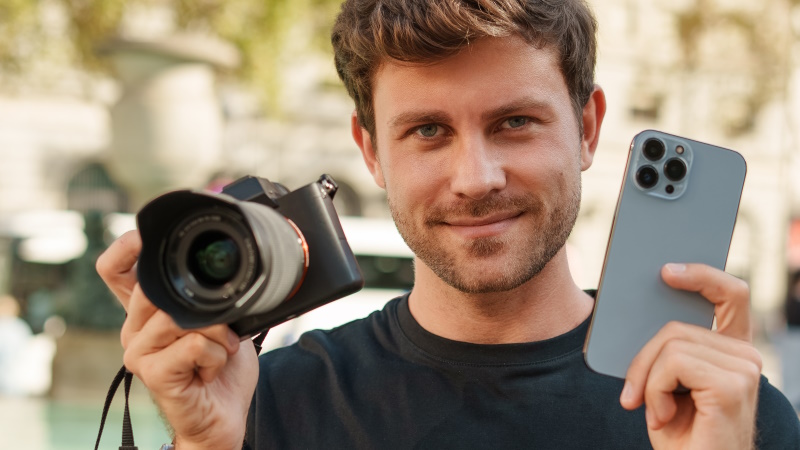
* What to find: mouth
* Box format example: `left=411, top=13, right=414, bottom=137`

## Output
left=443, top=211, right=523, bottom=239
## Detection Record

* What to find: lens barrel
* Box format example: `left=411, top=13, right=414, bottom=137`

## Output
left=643, top=139, right=666, bottom=161
left=636, top=165, right=659, bottom=189
left=188, top=231, right=241, bottom=287
left=664, top=158, right=687, bottom=181
left=137, top=189, right=308, bottom=328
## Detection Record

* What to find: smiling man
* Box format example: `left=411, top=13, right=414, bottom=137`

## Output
left=97, top=0, right=800, bottom=449
left=355, top=35, right=595, bottom=346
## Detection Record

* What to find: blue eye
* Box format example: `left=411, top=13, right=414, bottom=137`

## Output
left=504, top=117, right=529, bottom=129
left=416, top=124, right=439, bottom=137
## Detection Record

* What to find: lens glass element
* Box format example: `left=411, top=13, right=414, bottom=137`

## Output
left=643, top=139, right=666, bottom=161
left=664, top=158, right=687, bottom=181
left=187, top=231, right=241, bottom=287
left=636, top=165, right=659, bottom=189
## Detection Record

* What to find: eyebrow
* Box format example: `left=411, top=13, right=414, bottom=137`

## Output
left=387, top=97, right=555, bottom=129
left=480, top=97, right=555, bottom=122
left=388, top=111, right=451, bottom=129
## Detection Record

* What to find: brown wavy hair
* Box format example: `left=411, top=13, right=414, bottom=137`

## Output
left=331, top=0, right=598, bottom=139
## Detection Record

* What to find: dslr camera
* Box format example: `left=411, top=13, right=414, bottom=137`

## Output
left=136, top=174, right=364, bottom=337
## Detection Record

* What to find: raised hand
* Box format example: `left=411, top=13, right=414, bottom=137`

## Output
left=620, top=263, right=762, bottom=450
left=97, top=231, right=259, bottom=450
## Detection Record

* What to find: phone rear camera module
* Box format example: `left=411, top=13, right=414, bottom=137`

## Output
left=636, top=165, right=659, bottom=189
left=643, top=138, right=665, bottom=161
left=664, top=158, right=687, bottom=181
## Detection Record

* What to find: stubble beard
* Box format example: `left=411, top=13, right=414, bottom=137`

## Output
left=388, top=182, right=581, bottom=294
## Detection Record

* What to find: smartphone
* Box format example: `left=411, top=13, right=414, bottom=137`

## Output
left=583, top=129, right=746, bottom=379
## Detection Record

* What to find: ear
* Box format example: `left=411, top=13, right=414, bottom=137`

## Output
left=351, top=111, right=386, bottom=189
left=579, top=85, right=607, bottom=171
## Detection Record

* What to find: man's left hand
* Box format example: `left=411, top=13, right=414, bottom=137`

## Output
left=620, top=263, right=763, bottom=450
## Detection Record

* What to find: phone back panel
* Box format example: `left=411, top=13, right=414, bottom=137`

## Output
left=584, top=130, right=746, bottom=379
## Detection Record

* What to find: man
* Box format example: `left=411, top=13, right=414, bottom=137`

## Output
left=97, top=0, right=800, bottom=448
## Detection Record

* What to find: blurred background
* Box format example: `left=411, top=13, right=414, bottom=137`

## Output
left=0, top=0, right=799, bottom=448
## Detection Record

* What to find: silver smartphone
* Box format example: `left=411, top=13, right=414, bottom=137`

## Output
left=583, top=130, right=747, bottom=379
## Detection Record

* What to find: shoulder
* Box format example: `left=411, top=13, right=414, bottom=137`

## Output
left=258, top=296, right=403, bottom=379
left=755, top=376, right=800, bottom=449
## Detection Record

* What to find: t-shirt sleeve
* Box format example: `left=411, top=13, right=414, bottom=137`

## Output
left=754, top=376, right=800, bottom=449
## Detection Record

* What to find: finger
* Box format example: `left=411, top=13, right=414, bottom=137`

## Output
left=120, top=283, right=160, bottom=349
left=621, top=321, right=762, bottom=410
left=131, top=332, right=230, bottom=393
left=661, top=263, right=751, bottom=341
left=128, top=310, right=239, bottom=357
left=642, top=339, right=761, bottom=429
left=96, top=230, right=142, bottom=304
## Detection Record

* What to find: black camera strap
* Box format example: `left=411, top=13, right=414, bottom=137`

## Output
left=94, top=330, right=268, bottom=450
left=252, top=330, right=268, bottom=354
left=95, top=365, right=137, bottom=450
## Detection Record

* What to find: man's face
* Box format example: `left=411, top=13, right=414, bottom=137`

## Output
left=361, top=36, right=594, bottom=294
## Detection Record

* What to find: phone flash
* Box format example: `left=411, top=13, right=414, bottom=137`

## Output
left=676, top=145, right=685, bottom=155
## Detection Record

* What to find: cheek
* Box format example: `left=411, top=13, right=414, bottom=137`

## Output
left=383, top=154, right=445, bottom=205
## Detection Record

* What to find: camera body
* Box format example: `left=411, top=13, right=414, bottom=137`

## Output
left=136, top=174, right=364, bottom=337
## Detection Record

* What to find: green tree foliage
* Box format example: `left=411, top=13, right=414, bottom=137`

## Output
left=0, top=0, right=343, bottom=106
left=0, top=0, right=42, bottom=73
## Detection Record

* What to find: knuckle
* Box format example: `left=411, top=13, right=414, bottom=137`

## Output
left=185, top=332, right=211, bottom=355
left=662, top=337, right=686, bottom=357
left=742, top=359, right=762, bottom=384
left=120, top=326, right=130, bottom=350
left=730, top=278, right=750, bottom=301
left=95, top=251, right=112, bottom=279
left=122, top=350, right=139, bottom=375
left=744, top=345, right=763, bottom=370
left=662, top=321, right=687, bottom=337
left=662, top=347, right=688, bottom=373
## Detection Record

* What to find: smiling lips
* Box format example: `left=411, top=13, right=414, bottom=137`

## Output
left=443, top=211, right=523, bottom=239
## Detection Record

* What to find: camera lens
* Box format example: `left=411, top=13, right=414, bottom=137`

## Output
left=636, top=165, right=658, bottom=189
left=664, top=158, right=687, bottom=181
left=643, top=138, right=665, bottom=161
left=187, top=231, right=241, bottom=287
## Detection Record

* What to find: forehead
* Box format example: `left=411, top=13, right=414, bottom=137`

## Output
left=371, top=36, right=567, bottom=120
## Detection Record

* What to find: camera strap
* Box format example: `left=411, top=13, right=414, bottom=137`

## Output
left=95, top=364, right=137, bottom=450
left=252, top=330, right=268, bottom=354
left=93, top=330, right=268, bottom=450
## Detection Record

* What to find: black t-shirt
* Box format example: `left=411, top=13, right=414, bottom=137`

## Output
left=244, top=295, right=800, bottom=449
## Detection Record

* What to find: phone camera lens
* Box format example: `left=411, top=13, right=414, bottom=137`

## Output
left=643, top=138, right=665, bottom=161
left=636, top=165, right=659, bottom=189
left=664, top=158, right=687, bottom=181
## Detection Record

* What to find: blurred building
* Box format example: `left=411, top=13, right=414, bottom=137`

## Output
left=0, top=0, right=799, bottom=333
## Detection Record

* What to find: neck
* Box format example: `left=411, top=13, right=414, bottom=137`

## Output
left=407, top=248, right=593, bottom=344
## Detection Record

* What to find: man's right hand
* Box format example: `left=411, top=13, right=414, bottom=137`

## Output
left=97, top=230, right=259, bottom=450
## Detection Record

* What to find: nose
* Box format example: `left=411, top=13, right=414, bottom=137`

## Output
left=449, top=135, right=506, bottom=200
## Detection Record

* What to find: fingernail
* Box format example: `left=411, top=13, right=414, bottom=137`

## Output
left=620, top=381, right=633, bottom=404
left=665, top=263, right=686, bottom=273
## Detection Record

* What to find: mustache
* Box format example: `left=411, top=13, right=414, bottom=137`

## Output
left=424, top=193, right=543, bottom=226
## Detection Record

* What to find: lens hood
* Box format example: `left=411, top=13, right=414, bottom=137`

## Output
left=137, top=190, right=273, bottom=329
